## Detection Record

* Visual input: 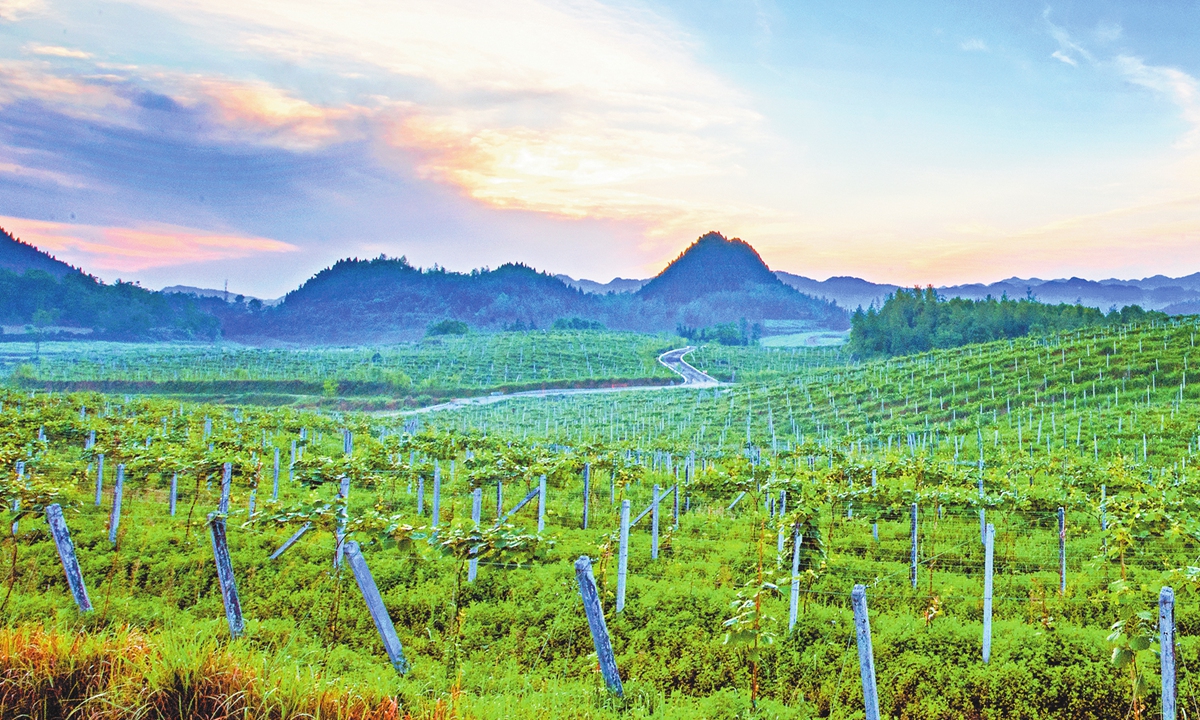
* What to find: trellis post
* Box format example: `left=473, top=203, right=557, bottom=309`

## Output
left=582, top=463, right=590, bottom=529
left=346, top=541, right=410, bottom=675
left=45, top=503, right=92, bottom=612
left=272, top=447, right=280, bottom=501
left=788, top=524, right=802, bottom=630
left=851, top=584, right=880, bottom=720
left=575, top=556, right=624, bottom=696
left=108, top=464, right=125, bottom=545
left=169, top=472, right=177, bottom=516
left=219, top=462, right=232, bottom=515
left=431, top=462, right=441, bottom=530
left=909, top=503, right=918, bottom=588
left=651, top=483, right=660, bottom=560
left=1161, top=586, right=1177, bottom=720
left=469, top=487, right=482, bottom=583
left=208, top=512, right=244, bottom=638
left=1058, top=506, right=1066, bottom=596
left=983, top=522, right=995, bottom=663
left=537, top=474, right=546, bottom=533
left=94, top=453, right=104, bottom=506
left=616, top=499, right=630, bottom=612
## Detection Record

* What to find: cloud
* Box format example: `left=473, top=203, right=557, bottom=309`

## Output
left=1050, top=50, right=1077, bottom=67
left=114, top=0, right=773, bottom=243
left=0, top=215, right=298, bottom=271
left=1093, top=21, right=1122, bottom=43
left=1114, top=55, right=1200, bottom=144
left=27, top=44, right=91, bottom=59
left=959, top=38, right=987, bottom=52
left=0, top=0, right=41, bottom=21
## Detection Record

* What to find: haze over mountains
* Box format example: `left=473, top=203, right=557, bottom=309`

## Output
left=561, top=268, right=1200, bottom=315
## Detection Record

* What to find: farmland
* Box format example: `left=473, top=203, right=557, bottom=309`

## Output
left=0, top=331, right=685, bottom=407
left=5, top=318, right=1200, bottom=718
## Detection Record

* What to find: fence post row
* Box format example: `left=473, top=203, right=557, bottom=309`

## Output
left=574, top=555, right=624, bottom=697
left=345, top=540, right=410, bottom=675
left=851, top=584, right=881, bottom=720
left=45, top=503, right=92, bottom=612
left=207, top=512, right=245, bottom=639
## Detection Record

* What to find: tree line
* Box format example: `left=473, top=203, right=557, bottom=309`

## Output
left=847, top=286, right=1167, bottom=357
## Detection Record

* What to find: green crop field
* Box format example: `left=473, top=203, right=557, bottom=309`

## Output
left=5, top=319, right=1200, bottom=719
left=0, top=331, right=685, bottom=407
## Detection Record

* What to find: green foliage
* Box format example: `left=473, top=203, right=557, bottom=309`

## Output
left=848, top=286, right=1168, bottom=357
left=427, top=318, right=470, bottom=336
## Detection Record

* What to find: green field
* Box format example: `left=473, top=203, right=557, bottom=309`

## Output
left=5, top=320, right=1200, bottom=718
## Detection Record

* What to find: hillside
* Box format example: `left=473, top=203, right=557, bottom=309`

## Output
left=638, top=232, right=781, bottom=302
left=0, top=226, right=80, bottom=278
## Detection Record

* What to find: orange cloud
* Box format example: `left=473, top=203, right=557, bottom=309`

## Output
left=0, top=215, right=297, bottom=272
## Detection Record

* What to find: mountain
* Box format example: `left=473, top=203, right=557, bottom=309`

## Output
left=555, top=275, right=647, bottom=294
left=638, top=232, right=781, bottom=302
left=0, top=226, right=81, bottom=278
left=162, top=285, right=282, bottom=306
left=773, top=271, right=1200, bottom=314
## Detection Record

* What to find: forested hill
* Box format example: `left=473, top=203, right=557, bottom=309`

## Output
left=638, top=232, right=782, bottom=302
left=847, top=286, right=1168, bottom=357
left=226, top=234, right=847, bottom=343
left=0, top=227, right=80, bottom=278
left=0, top=228, right=223, bottom=340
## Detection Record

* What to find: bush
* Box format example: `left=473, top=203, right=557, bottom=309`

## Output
left=427, top=319, right=469, bottom=336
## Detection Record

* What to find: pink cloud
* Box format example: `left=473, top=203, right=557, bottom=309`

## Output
left=0, top=215, right=297, bottom=272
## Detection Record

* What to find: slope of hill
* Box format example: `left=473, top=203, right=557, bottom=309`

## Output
left=0, top=227, right=80, bottom=278
left=554, top=275, right=647, bottom=294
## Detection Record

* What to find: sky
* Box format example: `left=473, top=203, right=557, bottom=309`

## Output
left=1, top=0, right=1199, bottom=297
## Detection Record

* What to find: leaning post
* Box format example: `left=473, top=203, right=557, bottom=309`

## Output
left=851, top=584, right=881, bottom=720
left=574, top=555, right=624, bottom=697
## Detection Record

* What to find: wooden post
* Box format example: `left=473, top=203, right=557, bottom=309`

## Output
left=94, top=453, right=104, bottom=506
left=469, top=487, right=482, bottom=583
left=537, top=475, right=546, bottom=534
left=651, top=483, right=660, bottom=560
left=207, top=512, right=244, bottom=639
left=345, top=540, right=410, bottom=675
left=219, top=462, right=232, bottom=515
left=335, top=476, right=350, bottom=568
left=272, top=447, right=280, bottom=501
left=168, top=472, right=178, bottom=517
left=1161, top=586, right=1177, bottom=720
left=574, top=555, right=624, bottom=697
left=788, top=524, right=802, bottom=630
left=45, top=504, right=92, bottom=612
left=496, top=480, right=503, bottom=520
left=431, top=463, right=441, bottom=529
left=1100, top=484, right=1107, bottom=530
left=909, top=503, right=918, bottom=588
left=1058, top=506, right=1066, bottom=596
left=417, top=475, right=424, bottom=515
left=617, top=499, right=630, bottom=612
left=983, top=522, right=995, bottom=663
left=851, top=584, right=880, bottom=720
left=108, top=464, right=125, bottom=545
left=582, top=463, right=590, bottom=530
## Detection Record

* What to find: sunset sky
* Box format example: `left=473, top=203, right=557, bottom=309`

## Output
left=1, top=0, right=1199, bottom=296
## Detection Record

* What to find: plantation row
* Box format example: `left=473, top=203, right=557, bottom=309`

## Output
left=3, top=370, right=1200, bottom=718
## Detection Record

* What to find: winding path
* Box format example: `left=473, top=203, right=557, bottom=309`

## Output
left=401, top=346, right=719, bottom=415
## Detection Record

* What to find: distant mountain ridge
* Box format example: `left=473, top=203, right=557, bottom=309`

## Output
left=562, top=266, right=1200, bottom=316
